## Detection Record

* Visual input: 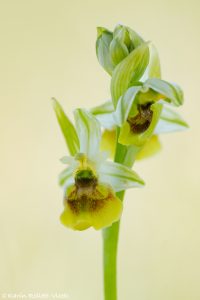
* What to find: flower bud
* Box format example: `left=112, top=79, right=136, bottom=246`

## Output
left=96, top=25, right=144, bottom=75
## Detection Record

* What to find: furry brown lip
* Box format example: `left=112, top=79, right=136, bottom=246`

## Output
left=127, top=103, right=153, bottom=134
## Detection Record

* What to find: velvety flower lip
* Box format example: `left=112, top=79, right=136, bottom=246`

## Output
left=60, top=180, right=123, bottom=231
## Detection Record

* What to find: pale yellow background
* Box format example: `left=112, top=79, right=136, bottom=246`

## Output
left=0, top=0, right=200, bottom=299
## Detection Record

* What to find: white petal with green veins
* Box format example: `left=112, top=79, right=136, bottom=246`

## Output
left=99, top=161, right=145, bottom=192
left=74, top=109, right=101, bottom=160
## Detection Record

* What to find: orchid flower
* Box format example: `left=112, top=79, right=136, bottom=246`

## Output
left=91, top=95, right=188, bottom=160
left=52, top=99, right=144, bottom=230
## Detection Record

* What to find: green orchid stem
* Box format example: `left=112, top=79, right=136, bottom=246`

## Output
left=102, top=190, right=124, bottom=300
left=102, top=127, right=138, bottom=300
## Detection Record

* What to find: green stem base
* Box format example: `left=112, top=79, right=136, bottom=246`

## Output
left=102, top=191, right=124, bottom=300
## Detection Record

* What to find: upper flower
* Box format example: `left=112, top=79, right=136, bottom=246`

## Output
left=91, top=77, right=188, bottom=154
left=52, top=99, right=144, bottom=230
left=94, top=24, right=188, bottom=151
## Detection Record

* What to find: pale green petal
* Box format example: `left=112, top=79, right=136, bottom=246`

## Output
left=99, top=161, right=145, bottom=192
left=155, top=106, right=189, bottom=134
left=74, top=109, right=101, bottom=160
left=113, top=86, right=141, bottom=126
left=111, top=43, right=150, bottom=107
left=145, top=78, right=184, bottom=106
left=51, top=98, right=79, bottom=156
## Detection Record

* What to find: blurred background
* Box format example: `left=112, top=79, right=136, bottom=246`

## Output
left=0, top=0, right=200, bottom=299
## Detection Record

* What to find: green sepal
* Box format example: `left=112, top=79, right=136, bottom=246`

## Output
left=144, top=78, right=184, bottom=106
left=141, top=43, right=161, bottom=80
left=119, top=103, right=163, bottom=147
left=147, top=44, right=161, bottom=78
left=113, top=25, right=132, bottom=49
left=126, top=27, right=145, bottom=49
left=155, top=106, right=189, bottom=134
left=51, top=98, right=79, bottom=156
left=109, top=38, right=129, bottom=66
left=97, top=27, right=110, bottom=38
left=111, top=42, right=150, bottom=107
left=113, top=25, right=144, bottom=51
left=96, top=27, right=114, bottom=75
